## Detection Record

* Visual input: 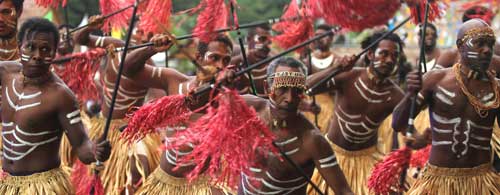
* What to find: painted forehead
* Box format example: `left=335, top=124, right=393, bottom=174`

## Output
left=207, top=41, right=232, bottom=54
left=376, top=40, right=400, bottom=53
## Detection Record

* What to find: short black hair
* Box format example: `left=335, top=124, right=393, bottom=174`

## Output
left=18, top=17, right=60, bottom=48
left=267, top=57, right=307, bottom=88
left=316, top=24, right=333, bottom=37
left=0, top=0, right=24, bottom=13
left=197, top=34, right=233, bottom=56
left=247, top=23, right=271, bottom=39
left=418, top=23, right=437, bottom=36
left=361, top=31, right=404, bottom=53
left=462, top=5, right=493, bottom=22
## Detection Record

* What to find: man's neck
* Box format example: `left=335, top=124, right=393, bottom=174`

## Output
left=314, top=49, right=332, bottom=59
left=268, top=100, right=298, bottom=128
left=366, top=66, right=387, bottom=85
left=0, top=36, right=16, bottom=47
left=22, top=71, right=52, bottom=86
left=459, top=62, right=489, bottom=82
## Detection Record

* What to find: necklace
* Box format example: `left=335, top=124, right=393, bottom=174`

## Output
left=0, top=37, right=18, bottom=61
left=453, top=63, right=500, bottom=118
left=267, top=102, right=287, bottom=130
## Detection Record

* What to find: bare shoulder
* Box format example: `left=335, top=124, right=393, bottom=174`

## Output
left=50, top=74, right=78, bottom=105
left=436, top=48, right=458, bottom=68
left=241, top=94, right=268, bottom=111
left=423, top=68, right=449, bottom=85
left=302, top=121, right=329, bottom=153
left=0, top=61, right=22, bottom=73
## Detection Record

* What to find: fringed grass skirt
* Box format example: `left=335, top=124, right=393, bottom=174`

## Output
left=135, top=167, right=226, bottom=195
left=86, top=114, right=161, bottom=195
left=0, top=168, right=74, bottom=195
left=307, top=135, right=383, bottom=195
left=407, top=163, right=500, bottom=195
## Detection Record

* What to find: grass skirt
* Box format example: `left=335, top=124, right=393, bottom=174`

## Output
left=407, top=163, right=500, bottom=195
left=0, top=168, right=74, bottom=195
left=307, top=135, right=383, bottom=195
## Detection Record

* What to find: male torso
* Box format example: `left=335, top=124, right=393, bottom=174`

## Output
left=1, top=62, right=70, bottom=174
left=421, top=67, right=498, bottom=167
left=328, top=68, right=404, bottom=150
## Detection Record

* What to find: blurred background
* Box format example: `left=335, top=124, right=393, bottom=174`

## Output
left=23, top=0, right=500, bottom=74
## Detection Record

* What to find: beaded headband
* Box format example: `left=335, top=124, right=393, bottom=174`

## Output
left=458, top=27, right=496, bottom=46
left=269, top=71, right=306, bottom=91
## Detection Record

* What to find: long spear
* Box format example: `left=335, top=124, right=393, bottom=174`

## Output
left=193, top=26, right=342, bottom=96
left=229, top=1, right=258, bottom=95
left=68, top=1, right=139, bottom=34
left=51, top=16, right=305, bottom=64
left=307, top=48, right=320, bottom=128
left=305, top=16, right=411, bottom=96
left=90, top=3, right=141, bottom=194
left=399, top=1, right=431, bottom=192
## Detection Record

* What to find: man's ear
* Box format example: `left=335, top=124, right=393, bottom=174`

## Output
left=195, top=51, right=202, bottom=62
left=263, top=79, right=270, bottom=95
left=367, top=49, right=375, bottom=61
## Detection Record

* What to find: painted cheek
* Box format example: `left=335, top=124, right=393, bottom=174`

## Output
left=20, top=53, right=30, bottom=62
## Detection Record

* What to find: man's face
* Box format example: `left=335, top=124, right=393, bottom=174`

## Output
left=0, top=0, right=19, bottom=38
left=57, top=27, right=74, bottom=55
left=460, top=33, right=495, bottom=72
left=419, top=27, right=437, bottom=50
left=132, top=30, right=153, bottom=45
left=369, top=39, right=400, bottom=77
left=269, top=66, right=304, bottom=112
left=20, top=31, right=57, bottom=77
left=249, top=27, right=271, bottom=57
left=313, top=29, right=333, bottom=51
left=200, top=41, right=232, bottom=70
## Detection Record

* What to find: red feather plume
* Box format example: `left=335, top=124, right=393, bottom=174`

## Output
left=99, top=0, right=134, bottom=32
left=34, top=0, right=67, bottom=8
left=137, top=0, right=172, bottom=34
left=169, top=89, right=278, bottom=189
left=192, top=0, right=229, bottom=43
left=410, top=144, right=431, bottom=168
left=368, top=147, right=412, bottom=194
left=53, top=48, right=106, bottom=104
left=85, top=174, right=104, bottom=195
left=121, top=95, right=192, bottom=143
left=318, top=0, right=401, bottom=31
left=272, top=0, right=314, bottom=52
left=71, top=160, right=92, bottom=195
left=409, top=0, right=444, bottom=24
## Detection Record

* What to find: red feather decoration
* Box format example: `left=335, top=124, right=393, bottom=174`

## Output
left=410, top=144, right=431, bottom=168
left=318, top=0, right=401, bottom=31
left=85, top=174, right=104, bottom=195
left=71, top=160, right=92, bottom=195
left=170, top=89, right=277, bottom=189
left=99, top=0, right=134, bottom=32
left=34, top=0, right=67, bottom=8
left=272, top=0, right=300, bottom=32
left=138, top=0, right=172, bottom=34
left=368, top=147, right=412, bottom=194
left=192, top=0, right=229, bottom=43
left=121, top=95, right=192, bottom=143
left=53, top=48, right=106, bottom=104
left=409, top=0, right=444, bottom=24
left=272, top=1, right=314, bottom=52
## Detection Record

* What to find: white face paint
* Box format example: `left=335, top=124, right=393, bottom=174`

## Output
left=373, top=61, right=382, bottom=68
left=204, top=51, right=213, bottom=61
left=21, top=54, right=30, bottom=62
left=466, top=51, right=479, bottom=59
